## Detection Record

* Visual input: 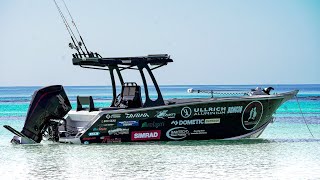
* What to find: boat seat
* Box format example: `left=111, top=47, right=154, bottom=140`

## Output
left=119, top=82, right=142, bottom=108
left=76, top=96, right=95, bottom=112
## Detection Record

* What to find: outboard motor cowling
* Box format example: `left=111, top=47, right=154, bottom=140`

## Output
left=20, top=85, right=71, bottom=143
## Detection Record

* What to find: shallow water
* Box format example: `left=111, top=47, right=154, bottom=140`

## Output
left=1, top=85, right=320, bottom=179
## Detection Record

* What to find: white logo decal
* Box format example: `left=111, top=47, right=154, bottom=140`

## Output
left=191, top=130, right=207, bottom=135
left=171, top=121, right=178, bottom=126
left=126, top=113, right=149, bottom=119
left=106, top=114, right=121, bottom=119
left=171, top=119, right=204, bottom=126
left=108, top=128, right=129, bottom=135
left=166, top=127, right=190, bottom=140
left=248, top=107, right=257, bottom=121
left=205, top=118, right=220, bottom=124
left=181, top=107, right=192, bottom=118
left=88, top=132, right=100, bottom=136
left=102, top=119, right=116, bottom=123
left=155, top=110, right=176, bottom=119
left=227, top=106, right=243, bottom=114
left=101, top=124, right=115, bottom=127
left=194, top=107, right=226, bottom=116
left=241, top=101, right=263, bottom=130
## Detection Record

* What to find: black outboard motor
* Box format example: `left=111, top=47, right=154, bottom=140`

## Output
left=20, top=85, right=71, bottom=143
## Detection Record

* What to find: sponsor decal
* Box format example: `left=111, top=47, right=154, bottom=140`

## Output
left=241, top=101, right=263, bottom=130
left=166, top=127, right=190, bottom=140
left=171, top=119, right=204, bottom=126
left=101, top=136, right=121, bottom=143
left=82, top=137, right=96, bottom=141
left=205, top=118, right=220, bottom=124
left=105, top=114, right=121, bottom=119
left=181, top=107, right=192, bottom=118
left=131, top=130, right=161, bottom=141
left=194, top=107, right=226, bottom=116
left=101, top=119, right=116, bottom=123
left=98, top=127, right=108, bottom=132
left=180, top=106, right=243, bottom=119
left=126, top=113, right=149, bottom=119
left=227, top=106, right=243, bottom=114
left=191, top=130, right=207, bottom=135
left=141, top=121, right=165, bottom=128
left=108, top=128, right=129, bottom=135
left=84, top=141, right=89, bottom=145
left=117, top=121, right=139, bottom=127
left=101, top=123, right=115, bottom=127
left=93, top=127, right=108, bottom=132
left=56, top=94, right=69, bottom=111
left=155, top=110, right=176, bottom=119
left=88, top=132, right=100, bottom=136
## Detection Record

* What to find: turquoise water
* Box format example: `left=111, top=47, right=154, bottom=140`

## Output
left=1, top=85, right=320, bottom=179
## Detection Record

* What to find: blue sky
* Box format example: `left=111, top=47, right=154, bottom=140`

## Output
left=0, top=0, right=319, bottom=86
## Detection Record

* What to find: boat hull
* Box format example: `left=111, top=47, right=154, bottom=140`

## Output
left=5, top=88, right=297, bottom=144
left=78, top=92, right=296, bottom=144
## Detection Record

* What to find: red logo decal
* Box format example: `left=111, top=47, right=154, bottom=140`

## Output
left=82, top=137, right=96, bottom=141
left=131, top=130, right=161, bottom=141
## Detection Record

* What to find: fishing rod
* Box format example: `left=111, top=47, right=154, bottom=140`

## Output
left=53, top=0, right=86, bottom=57
left=61, top=0, right=91, bottom=56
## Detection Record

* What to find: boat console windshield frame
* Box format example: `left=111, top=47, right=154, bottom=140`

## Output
left=72, top=54, right=173, bottom=108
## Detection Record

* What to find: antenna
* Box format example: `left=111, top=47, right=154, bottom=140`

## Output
left=62, top=0, right=91, bottom=56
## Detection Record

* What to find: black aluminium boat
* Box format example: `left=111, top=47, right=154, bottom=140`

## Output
left=4, top=1, right=298, bottom=144
left=4, top=54, right=298, bottom=144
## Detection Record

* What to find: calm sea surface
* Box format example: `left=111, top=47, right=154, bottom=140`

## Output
left=1, top=85, right=320, bottom=179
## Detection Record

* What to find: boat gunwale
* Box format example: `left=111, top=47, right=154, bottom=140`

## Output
left=72, top=90, right=299, bottom=116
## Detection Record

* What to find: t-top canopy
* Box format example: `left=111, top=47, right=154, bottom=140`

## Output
left=72, top=54, right=173, bottom=68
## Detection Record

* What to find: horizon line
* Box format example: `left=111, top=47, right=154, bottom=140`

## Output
left=0, top=83, right=319, bottom=88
